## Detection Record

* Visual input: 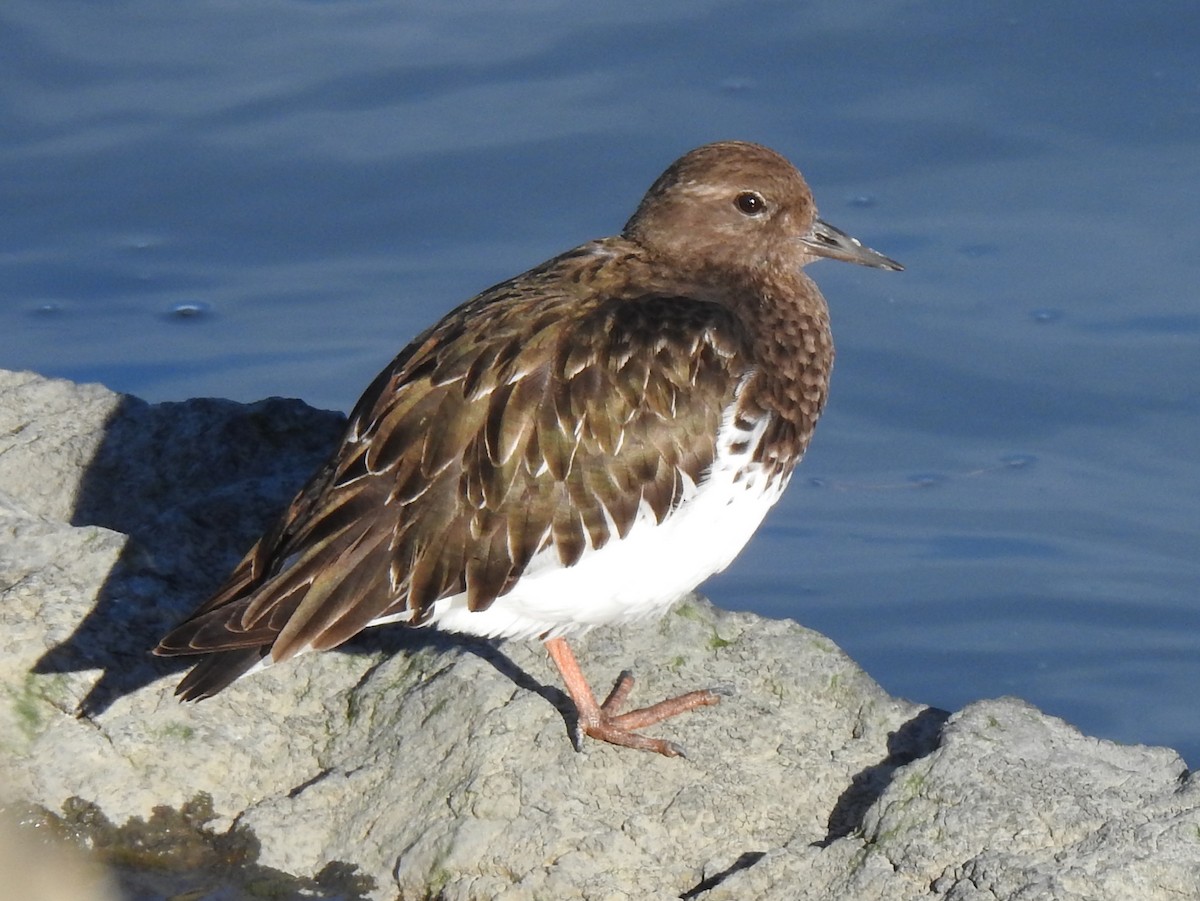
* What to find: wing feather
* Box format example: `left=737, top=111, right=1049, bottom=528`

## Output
left=156, top=258, right=753, bottom=692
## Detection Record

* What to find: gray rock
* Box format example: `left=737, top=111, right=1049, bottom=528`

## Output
left=0, top=368, right=1196, bottom=900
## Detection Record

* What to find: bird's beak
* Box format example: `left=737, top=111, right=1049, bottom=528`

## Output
left=801, top=218, right=903, bottom=271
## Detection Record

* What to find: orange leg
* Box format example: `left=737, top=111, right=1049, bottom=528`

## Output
left=544, top=636, right=722, bottom=757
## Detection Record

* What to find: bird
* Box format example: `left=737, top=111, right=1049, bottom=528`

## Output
left=155, top=140, right=901, bottom=757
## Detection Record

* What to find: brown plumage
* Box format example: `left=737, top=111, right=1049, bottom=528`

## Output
left=156, top=141, right=901, bottom=756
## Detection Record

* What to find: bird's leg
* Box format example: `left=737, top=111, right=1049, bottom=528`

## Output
left=543, top=636, right=722, bottom=757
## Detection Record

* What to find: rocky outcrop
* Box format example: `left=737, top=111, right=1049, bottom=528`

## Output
left=1, top=369, right=1196, bottom=900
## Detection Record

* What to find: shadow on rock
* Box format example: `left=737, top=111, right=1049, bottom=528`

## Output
left=680, top=851, right=767, bottom=899
left=32, top=394, right=347, bottom=715
left=818, top=705, right=950, bottom=845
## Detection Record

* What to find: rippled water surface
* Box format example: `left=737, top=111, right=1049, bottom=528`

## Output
left=3, top=1, right=1198, bottom=764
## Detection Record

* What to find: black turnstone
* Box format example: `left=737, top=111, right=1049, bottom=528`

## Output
left=155, top=141, right=901, bottom=757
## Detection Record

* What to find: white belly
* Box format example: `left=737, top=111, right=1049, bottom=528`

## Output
left=381, top=414, right=790, bottom=641
left=248, top=455, right=785, bottom=682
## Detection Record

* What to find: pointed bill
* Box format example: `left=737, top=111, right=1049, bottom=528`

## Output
left=802, top=218, right=903, bottom=271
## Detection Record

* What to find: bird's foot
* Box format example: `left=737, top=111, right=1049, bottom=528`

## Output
left=544, top=636, right=725, bottom=757
left=573, top=669, right=723, bottom=757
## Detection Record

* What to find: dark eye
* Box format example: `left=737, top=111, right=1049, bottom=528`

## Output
left=735, top=191, right=766, bottom=215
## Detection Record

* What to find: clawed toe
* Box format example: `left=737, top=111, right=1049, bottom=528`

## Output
left=545, top=637, right=722, bottom=757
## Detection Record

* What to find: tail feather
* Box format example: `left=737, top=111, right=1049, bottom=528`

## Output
left=173, top=647, right=271, bottom=701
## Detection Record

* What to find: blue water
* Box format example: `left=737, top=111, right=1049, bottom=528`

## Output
left=3, top=1, right=1198, bottom=764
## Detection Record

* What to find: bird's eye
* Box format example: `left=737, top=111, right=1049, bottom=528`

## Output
left=735, top=191, right=766, bottom=216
